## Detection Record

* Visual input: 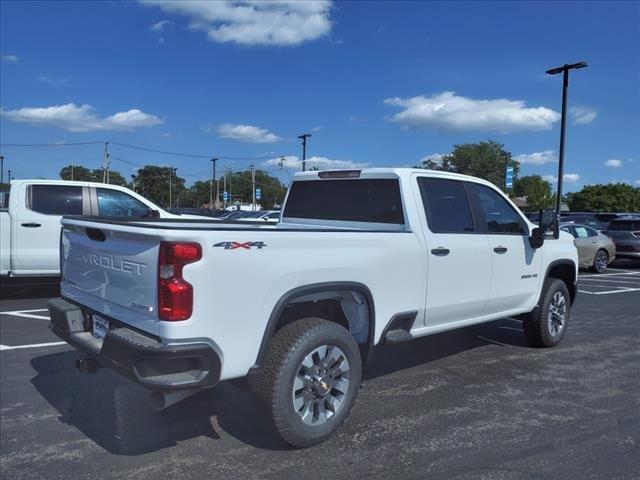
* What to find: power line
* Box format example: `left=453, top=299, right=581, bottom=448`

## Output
left=0, top=141, right=104, bottom=147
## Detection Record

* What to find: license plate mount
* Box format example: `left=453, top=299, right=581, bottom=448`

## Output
left=92, top=315, right=110, bottom=339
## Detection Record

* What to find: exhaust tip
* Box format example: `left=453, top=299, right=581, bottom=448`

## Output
left=148, top=391, right=166, bottom=411
left=148, top=388, right=200, bottom=411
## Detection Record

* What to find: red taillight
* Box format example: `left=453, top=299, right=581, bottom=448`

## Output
left=158, top=242, right=202, bottom=321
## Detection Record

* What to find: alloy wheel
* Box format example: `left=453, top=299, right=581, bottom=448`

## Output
left=547, top=291, right=567, bottom=338
left=292, top=345, right=350, bottom=426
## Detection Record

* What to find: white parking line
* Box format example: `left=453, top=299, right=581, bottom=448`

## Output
left=0, top=309, right=50, bottom=320
left=579, top=288, right=640, bottom=295
left=0, top=341, right=67, bottom=351
left=579, top=278, right=640, bottom=285
left=579, top=272, right=640, bottom=278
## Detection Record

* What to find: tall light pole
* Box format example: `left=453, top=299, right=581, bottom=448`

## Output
left=251, top=159, right=256, bottom=211
left=298, top=133, right=311, bottom=172
left=546, top=61, right=587, bottom=237
left=0, top=155, right=4, bottom=185
left=210, top=157, right=218, bottom=209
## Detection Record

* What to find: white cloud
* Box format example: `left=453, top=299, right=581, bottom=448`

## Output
left=384, top=91, right=560, bottom=133
left=141, top=0, right=333, bottom=46
left=262, top=155, right=367, bottom=170
left=217, top=123, right=281, bottom=143
left=515, top=150, right=557, bottom=165
left=150, top=19, right=172, bottom=32
left=37, top=76, right=72, bottom=88
left=1, top=54, right=18, bottom=63
left=0, top=103, right=164, bottom=132
left=570, top=106, right=597, bottom=125
left=604, top=159, right=622, bottom=168
left=543, top=173, right=581, bottom=184
left=311, top=126, right=322, bottom=132
left=635, top=180, right=640, bottom=186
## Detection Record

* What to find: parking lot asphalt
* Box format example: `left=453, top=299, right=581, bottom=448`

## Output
left=1, top=265, right=639, bottom=480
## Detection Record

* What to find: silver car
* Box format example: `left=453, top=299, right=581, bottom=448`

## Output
left=560, top=223, right=616, bottom=273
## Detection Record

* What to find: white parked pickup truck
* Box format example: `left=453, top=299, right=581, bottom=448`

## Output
left=1, top=179, right=187, bottom=277
left=48, top=168, right=578, bottom=447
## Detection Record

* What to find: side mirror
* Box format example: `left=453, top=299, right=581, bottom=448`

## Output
left=529, top=227, right=544, bottom=249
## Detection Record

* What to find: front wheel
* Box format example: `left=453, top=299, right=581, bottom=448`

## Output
left=257, top=317, right=362, bottom=448
left=523, top=278, right=571, bottom=348
left=592, top=249, right=609, bottom=273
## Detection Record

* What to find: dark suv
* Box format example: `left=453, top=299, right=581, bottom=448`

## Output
left=604, top=218, right=640, bottom=261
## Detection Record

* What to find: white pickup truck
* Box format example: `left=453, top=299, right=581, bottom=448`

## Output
left=48, top=168, right=578, bottom=447
left=1, top=179, right=186, bottom=277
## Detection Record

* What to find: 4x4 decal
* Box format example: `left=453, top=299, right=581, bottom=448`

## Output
left=214, top=241, right=267, bottom=250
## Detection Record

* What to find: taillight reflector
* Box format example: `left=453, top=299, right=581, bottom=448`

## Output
left=158, top=242, right=201, bottom=321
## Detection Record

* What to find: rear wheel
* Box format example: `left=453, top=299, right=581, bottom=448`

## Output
left=523, top=278, right=570, bottom=348
left=592, top=249, right=609, bottom=273
left=257, top=317, right=362, bottom=448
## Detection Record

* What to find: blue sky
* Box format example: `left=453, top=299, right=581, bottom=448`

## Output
left=1, top=1, right=639, bottom=191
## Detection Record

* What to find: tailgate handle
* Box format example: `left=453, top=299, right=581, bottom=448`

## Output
left=21, top=222, right=41, bottom=228
left=86, top=227, right=106, bottom=242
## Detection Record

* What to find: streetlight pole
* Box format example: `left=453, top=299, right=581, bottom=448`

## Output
left=0, top=155, right=4, bottom=186
left=210, top=157, right=218, bottom=209
left=546, top=61, right=587, bottom=238
left=298, top=133, right=311, bottom=172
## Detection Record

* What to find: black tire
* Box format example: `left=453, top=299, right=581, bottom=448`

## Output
left=256, top=317, right=362, bottom=448
left=522, top=278, right=571, bottom=348
left=591, top=249, right=609, bottom=273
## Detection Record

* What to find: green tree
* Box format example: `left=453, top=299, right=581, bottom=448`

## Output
left=567, top=183, right=640, bottom=212
left=421, top=141, right=519, bottom=189
left=59, top=164, right=129, bottom=187
left=90, top=169, right=129, bottom=187
left=512, top=175, right=555, bottom=211
left=132, top=165, right=186, bottom=208
left=217, top=170, right=286, bottom=209
left=59, top=165, right=93, bottom=181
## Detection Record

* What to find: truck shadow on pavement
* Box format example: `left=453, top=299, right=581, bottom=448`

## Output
left=0, top=278, right=60, bottom=300
left=29, top=319, right=528, bottom=454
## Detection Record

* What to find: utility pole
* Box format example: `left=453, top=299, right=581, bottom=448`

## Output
left=251, top=160, right=256, bottom=211
left=223, top=169, right=227, bottom=209
left=168, top=167, right=173, bottom=209
left=546, top=61, right=588, bottom=238
left=101, top=142, right=110, bottom=183
left=210, top=158, right=218, bottom=209
left=1, top=155, right=4, bottom=185
left=71, top=163, right=74, bottom=181
left=298, top=133, right=311, bottom=172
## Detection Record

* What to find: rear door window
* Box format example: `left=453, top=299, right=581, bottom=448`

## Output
left=96, top=188, right=150, bottom=217
left=417, top=177, right=475, bottom=233
left=283, top=179, right=405, bottom=224
left=29, top=185, right=83, bottom=215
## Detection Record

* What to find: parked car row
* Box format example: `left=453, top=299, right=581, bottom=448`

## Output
left=524, top=210, right=639, bottom=273
left=167, top=207, right=281, bottom=222
left=1, top=179, right=204, bottom=278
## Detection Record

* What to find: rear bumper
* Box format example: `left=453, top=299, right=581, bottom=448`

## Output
left=48, top=297, right=221, bottom=391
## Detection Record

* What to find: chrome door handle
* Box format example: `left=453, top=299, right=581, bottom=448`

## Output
left=431, top=247, right=450, bottom=256
left=21, top=222, right=42, bottom=228
left=493, top=246, right=508, bottom=254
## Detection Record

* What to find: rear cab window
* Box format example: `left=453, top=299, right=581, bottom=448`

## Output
left=29, top=184, right=83, bottom=215
left=283, top=178, right=405, bottom=227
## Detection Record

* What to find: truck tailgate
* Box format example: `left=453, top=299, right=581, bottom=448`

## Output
left=60, top=219, right=160, bottom=336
